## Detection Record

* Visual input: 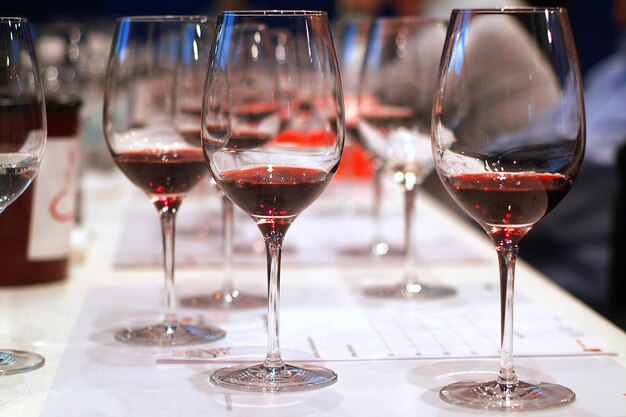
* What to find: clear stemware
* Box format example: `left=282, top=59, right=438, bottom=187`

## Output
left=202, top=10, right=343, bottom=392
left=103, top=16, right=225, bottom=346
left=359, top=17, right=455, bottom=299
left=334, top=17, right=400, bottom=258
left=0, top=17, right=47, bottom=373
left=432, top=8, right=584, bottom=410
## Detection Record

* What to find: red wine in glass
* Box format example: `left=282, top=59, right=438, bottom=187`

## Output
left=180, top=103, right=202, bottom=117
left=233, top=102, right=277, bottom=124
left=180, top=128, right=201, bottom=146
left=113, top=148, right=207, bottom=210
left=204, top=125, right=276, bottom=151
left=218, top=165, right=331, bottom=235
left=360, top=105, right=414, bottom=133
left=113, top=148, right=206, bottom=193
left=226, top=130, right=273, bottom=150
left=219, top=165, right=330, bottom=216
left=443, top=172, right=573, bottom=228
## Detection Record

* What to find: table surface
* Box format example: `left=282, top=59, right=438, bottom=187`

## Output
left=2, top=171, right=625, bottom=417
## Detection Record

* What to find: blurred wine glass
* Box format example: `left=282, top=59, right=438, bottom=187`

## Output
left=334, top=17, right=400, bottom=257
left=179, top=18, right=267, bottom=311
left=432, top=8, right=584, bottom=410
left=359, top=17, right=455, bottom=299
left=104, top=16, right=225, bottom=346
left=203, top=11, right=343, bottom=392
left=0, top=17, right=46, bottom=373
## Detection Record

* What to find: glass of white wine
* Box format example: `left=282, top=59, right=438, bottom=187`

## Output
left=0, top=17, right=47, bottom=374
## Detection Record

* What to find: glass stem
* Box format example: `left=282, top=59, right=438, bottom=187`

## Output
left=492, top=228, right=524, bottom=390
left=371, top=161, right=384, bottom=244
left=263, top=232, right=285, bottom=370
left=222, top=195, right=234, bottom=293
left=402, top=185, right=419, bottom=288
left=159, top=210, right=178, bottom=329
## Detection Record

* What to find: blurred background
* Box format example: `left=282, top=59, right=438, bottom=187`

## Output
left=1, top=0, right=618, bottom=168
left=1, top=0, right=617, bottom=75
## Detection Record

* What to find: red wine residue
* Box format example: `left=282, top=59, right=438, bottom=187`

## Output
left=217, top=165, right=330, bottom=219
left=443, top=171, right=572, bottom=227
left=113, top=148, right=206, bottom=197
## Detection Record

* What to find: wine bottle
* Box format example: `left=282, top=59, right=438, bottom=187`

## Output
left=0, top=30, right=81, bottom=286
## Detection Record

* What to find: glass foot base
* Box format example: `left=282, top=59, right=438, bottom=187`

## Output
left=180, top=290, right=265, bottom=310
left=364, top=282, right=456, bottom=299
left=115, top=323, right=225, bottom=346
left=0, top=350, right=45, bottom=375
left=440, top=380, right=575, bottom=410
left=210, top=363, right=338, bottom=392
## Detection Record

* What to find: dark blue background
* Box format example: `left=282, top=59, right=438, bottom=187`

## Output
left=0, top=0, right=618, bottom=74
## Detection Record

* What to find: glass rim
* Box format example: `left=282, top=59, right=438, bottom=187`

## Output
left=451, top=7, right=567, bottom=14
left=0, top=17, right=29, bottom=22
left=117, top=15, right=211, bottom=23
left=219, top=10, right=328, bottom=17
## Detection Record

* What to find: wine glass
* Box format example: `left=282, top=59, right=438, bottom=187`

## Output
left=174, top=18, right=265, bottom=310
left=334, top=17, right=398, bottom=257
left=0, top=17, right=46, bottom=373
left=358, top=17, right=455, bottom=299
left=203, top=10, right=343, bottom=392
left=103, top=16, right=225, bottom=346
left=432, top=8, right=584, bottom=410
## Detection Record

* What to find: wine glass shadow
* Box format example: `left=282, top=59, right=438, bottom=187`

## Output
left=187, top=367, right=344, bottom=416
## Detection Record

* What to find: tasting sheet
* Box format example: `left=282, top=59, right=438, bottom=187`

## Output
left=29, top=174, right=626, bottom=417
left=38, top=282, right=624, bottom=417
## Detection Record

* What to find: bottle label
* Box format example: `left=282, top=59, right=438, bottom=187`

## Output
left=27, top=137, right=80, bottom=260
